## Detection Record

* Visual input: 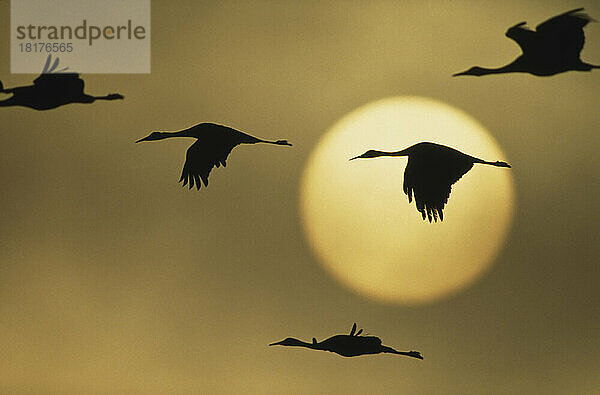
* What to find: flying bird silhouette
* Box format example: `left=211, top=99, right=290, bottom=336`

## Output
left=0, top=55, right=123, bottom=110
left=454, top=8, right=599, bottom=77
left=350, top=142, right=511, bottom=222
left=136, top=123, right=292, bottom=189
left=269, top=323, right=423, bottom=359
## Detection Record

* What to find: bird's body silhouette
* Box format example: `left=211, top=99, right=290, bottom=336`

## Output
left=269, top=323, right=423, bottom=359
left=350, top=142, right=511, bottom=222
left=0, top=55, right=123, bottom=110
left=136, top=123, right=292, bottom=189
left=454, top=8, right=599, bottom=77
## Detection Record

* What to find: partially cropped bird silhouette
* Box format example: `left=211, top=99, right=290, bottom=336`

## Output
left=269, top=323, right=423, bottom=359
left=0, top=55, right=123, bottom=110
left=136, top=123, right=292, bottom=189
left=453, top=8, right=599, bottom=77
left=350, top=142, right=511, bottom=222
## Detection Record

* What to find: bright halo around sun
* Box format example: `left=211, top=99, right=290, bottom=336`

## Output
left=300, top=97, right=515, bottom=305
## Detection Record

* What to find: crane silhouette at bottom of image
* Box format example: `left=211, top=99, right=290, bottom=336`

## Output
left=269, top=323, right=423, bottom=359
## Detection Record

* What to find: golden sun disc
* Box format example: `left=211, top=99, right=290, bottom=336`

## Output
left=300, top=97, right=515, bottom=305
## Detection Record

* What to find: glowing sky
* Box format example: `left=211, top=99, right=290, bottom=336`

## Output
left=0, top=1, right=598, bottom=393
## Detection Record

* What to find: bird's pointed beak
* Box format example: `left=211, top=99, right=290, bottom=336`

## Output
left=452, top=70, right=468, bottom=77
left=269, top=340, right=284, bottom=346
left=509, top=21, right=527, bottom=29
left=135, top=136, right=149, bottom=143
left=349, top=155, right=361, bottom=161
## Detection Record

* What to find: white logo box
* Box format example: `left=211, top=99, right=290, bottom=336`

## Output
left=11, top=0, right=151, bottom=74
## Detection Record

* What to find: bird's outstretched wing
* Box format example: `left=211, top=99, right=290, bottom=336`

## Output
left=506, top=8, right=593, bottom=59
left=505, top=21, right=537, bottom=53
left=350, top=323, right=356, bottom=336
left=32, top=55, right=82, bottom=96
left=179, top=138, right=236, bottom=190
left=178, top=123, right=266, bottom=190
left=40, top=54, right=69, bottom=74
left=535, top=8, right=593, bottom=58
left=33, top=73, right=85, bottom=97
left=402, top=154, right=473, bottom=222
left=349, top=323, right=363, bottom=337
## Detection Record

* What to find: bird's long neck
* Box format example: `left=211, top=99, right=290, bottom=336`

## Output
left=153, top=129, right=199, bottom=140
left=481, top=66, right=515, bottom=75
left=371, top=149, right=410, bottom=157
left=0, top=98, right=15, bottom=106
left=284, top=339, right=320, bottom=349
left=477, top=59, right=528, bottom=75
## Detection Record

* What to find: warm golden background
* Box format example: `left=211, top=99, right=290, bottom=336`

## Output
left=0, top=0, right=598, bottom=393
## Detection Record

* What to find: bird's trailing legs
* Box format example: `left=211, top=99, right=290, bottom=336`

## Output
left=380, top=346, right=424, bottom=359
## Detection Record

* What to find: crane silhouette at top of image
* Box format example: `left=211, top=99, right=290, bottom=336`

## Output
left=269, top=323, right=423, bottom=359
left=350, top=142, right=511, bottom=222
left=136, top=122, right=292, bottom=190
left=453, top=8, right=599, bottom=77
left=0, top=55, right=124, bottom=110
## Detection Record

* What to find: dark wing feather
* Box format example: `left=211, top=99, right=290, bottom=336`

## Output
left=535, top=8, right=593, bottom=58
left=178, top=134, right=238, bottom=190
left=200, top=122, right=264, bottom=145
left=321, top=335, right=383, bottom=356
left=403, top=153, right=473, bottom=222
left=505, top=22, right=537, bottom=53
left=178, top=123, right=264, bottom=190
left=41, top=55, right=54, bottom=74
left=360, top=336, right=382, bottom=347
left=33, top=73, right=85, bottom=97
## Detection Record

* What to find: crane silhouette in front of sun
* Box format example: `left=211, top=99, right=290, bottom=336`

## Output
left=136, top=123, right=292, bottom=189
left=454, top=8, right=599, bottom=77
left=350, top=142, right=511, bottom=222
left=0, top=55, right=123, bottom=110
left=269, top=323, right=423, bottom=359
